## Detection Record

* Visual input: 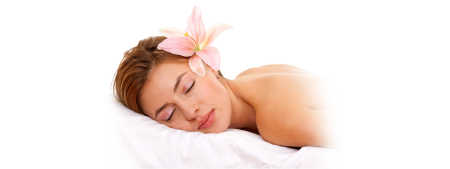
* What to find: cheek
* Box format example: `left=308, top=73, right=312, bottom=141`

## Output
left=197, top=77, right=227, bottom=102
left=201, top=77, right=232, bottom=130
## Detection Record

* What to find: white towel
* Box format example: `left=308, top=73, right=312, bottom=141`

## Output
left=115, top=102, right=337, bottom=168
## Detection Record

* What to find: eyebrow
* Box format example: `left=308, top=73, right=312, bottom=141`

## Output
left=154, top=71, right=187, bottom=118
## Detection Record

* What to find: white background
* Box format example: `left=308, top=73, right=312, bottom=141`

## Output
left=1, top=0, right=449, bottom=168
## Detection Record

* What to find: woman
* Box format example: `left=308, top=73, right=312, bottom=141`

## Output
left=114, top=36, right=329, bottom=147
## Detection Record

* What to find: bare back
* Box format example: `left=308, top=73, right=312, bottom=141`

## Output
left=233, top=64, right=327, bottom=147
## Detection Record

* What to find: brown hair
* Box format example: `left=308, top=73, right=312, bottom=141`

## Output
left=113, top=36, right=223, bottom=115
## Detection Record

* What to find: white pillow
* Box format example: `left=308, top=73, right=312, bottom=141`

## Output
left=113, top=101, right=334, bottom=168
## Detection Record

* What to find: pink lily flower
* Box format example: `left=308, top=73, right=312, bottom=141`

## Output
left=157, top=6, right=231, bottom=76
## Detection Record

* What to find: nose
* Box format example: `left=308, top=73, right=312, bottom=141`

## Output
left=175, top=98, right=199, bottom=121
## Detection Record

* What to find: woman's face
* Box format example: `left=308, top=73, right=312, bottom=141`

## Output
left=139, top=58, right=232, bottom=133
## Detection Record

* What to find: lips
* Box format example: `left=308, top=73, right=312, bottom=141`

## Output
left=198, top=108, right=215, bottom=130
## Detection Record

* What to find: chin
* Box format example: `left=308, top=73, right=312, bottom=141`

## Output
left=204, top=121, right=229, bottom=133
left=209, top=127, right=227, bottom=133
left=205, top=129, right=225, bottom=134
left=202, top=109, right=231, bottom=133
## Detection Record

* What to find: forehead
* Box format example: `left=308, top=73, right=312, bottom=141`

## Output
left=139, top=58, right=188, bottom=117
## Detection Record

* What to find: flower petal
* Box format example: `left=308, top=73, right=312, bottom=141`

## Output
left=188, top=54, right=206, bottom=76
left=202, top=24, right=231, bottom=47
left=159, top=27, right=184, bottom=37
left=186, top=6, right=206, bottom=44
left=157, top=36, right=195, bottom=57
left=196, top=46, right=220, bottom=71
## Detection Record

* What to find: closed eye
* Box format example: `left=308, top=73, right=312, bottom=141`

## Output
left=167, top=107, right=176, bottom=121
left=185, top=80, right=195, bottom=94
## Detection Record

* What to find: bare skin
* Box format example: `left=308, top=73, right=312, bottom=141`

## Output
left=139, top=58, right=328, bottom=147
left=230, top=64, right=328, bottom=147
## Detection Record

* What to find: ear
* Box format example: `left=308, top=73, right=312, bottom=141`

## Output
left=211, top=68, right=222, bottom=79
left=202, top=62, right=224, bottom=81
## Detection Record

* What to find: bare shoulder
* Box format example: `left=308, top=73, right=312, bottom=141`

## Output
left=235, top=64, right=320, bottom=108
left=236, top=64, right=304, bottom=78
left=234, top=65, right=326, bottom=147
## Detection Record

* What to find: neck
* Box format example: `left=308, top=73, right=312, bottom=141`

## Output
left=222, top=77, right=257, bottom=132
